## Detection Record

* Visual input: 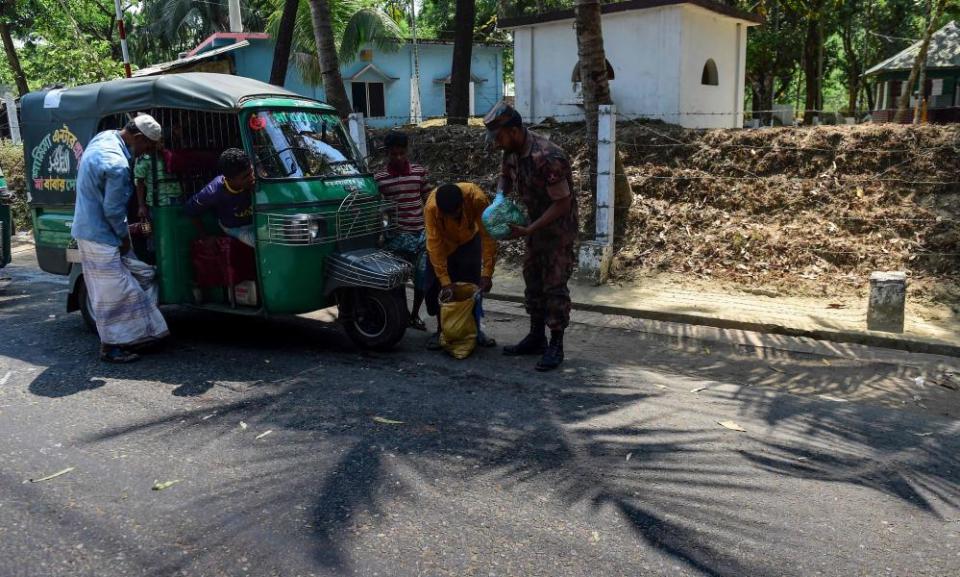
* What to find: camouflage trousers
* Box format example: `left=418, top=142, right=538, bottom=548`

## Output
left=522, top=226, right=575, bottom=331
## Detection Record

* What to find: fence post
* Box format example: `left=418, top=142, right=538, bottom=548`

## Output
left=3, top=91, right=20, bottom=145
left=347, top=112, right=368, bottom=160
left=576, top=104, right=616, bottom=284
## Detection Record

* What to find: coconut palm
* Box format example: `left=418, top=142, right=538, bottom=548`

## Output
left=268, top=0, right=403, bottom=82
left=266, top=0, right=402, bottom=116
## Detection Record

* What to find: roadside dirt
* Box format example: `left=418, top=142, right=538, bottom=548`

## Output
left=370, top=121, right=960, bottom=306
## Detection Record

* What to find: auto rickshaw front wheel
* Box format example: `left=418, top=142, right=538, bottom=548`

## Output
left=339, top=288, right=409, bottom=351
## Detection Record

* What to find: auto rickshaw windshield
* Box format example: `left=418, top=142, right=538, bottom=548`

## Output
left=246, top=110, right=362, bottom=180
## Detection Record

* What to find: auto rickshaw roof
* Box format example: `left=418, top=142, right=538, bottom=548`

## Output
left=21, top=73, right=333, bottom=123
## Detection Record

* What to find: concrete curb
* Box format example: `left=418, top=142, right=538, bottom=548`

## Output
left=486, top=291, right=960, bottom=359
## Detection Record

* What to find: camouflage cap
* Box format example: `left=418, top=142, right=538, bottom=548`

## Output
left=483, top=101, right=523, bottom=134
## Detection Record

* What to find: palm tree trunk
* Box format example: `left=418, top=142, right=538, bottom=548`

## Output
left=913, top=0, right=933, bottom=124
left=575, top=0, right=631, bottom=228
left=0, top=22, right=29, bottom=97
left=895, top=0, right=945, bottom=123
left=575, top=0, right=610, bottom=197
left=448, top=0, right=475, bottom=125
left=802, top=13, right=820, bottom=124
left=270, top=0, right=299, bottom=87
left=307, top=0, right=352, bottom=118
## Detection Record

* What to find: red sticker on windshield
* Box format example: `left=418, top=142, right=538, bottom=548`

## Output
left=248, top=115, right=266, bottom=131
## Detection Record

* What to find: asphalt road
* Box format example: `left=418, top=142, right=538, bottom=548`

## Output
left=1, top=247, right=959, bottom=577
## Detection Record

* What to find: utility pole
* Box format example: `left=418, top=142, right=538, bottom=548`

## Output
left=409, top=0, right=422, bottom=123
left=229, top=0, right=244, bottom=33
left=113, top=0, right=131, bottom=78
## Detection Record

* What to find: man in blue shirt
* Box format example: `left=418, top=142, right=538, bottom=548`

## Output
left=73, top=114, right=170, bottom=363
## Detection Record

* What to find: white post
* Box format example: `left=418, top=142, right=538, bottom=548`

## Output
left=3, top=92, right=20, bottom=144
left=576, top=104, right=616, bottom=284
left=347, top=112, right=368, bottom=160
left=228, top=0, right=243, bottom=33
left=409, top=0, right=422, bottom=124
left=595, top=104, right=615, bottom=245
left=468, top=81, right=475, bottom=117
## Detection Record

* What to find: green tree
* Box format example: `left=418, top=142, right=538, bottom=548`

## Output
left=894, top=0, right=946, bottom=122
left=0, top=0, right=40, bottom=95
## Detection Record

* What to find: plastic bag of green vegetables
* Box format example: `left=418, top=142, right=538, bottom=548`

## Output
left=481, top=192, right=528, bottom=240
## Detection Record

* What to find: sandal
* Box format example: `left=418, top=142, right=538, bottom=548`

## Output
left=100, top=345, right=140, bottom=364
left=477, top=331, right=497, bottom=348
left=410, top=316, right=427, bottom=331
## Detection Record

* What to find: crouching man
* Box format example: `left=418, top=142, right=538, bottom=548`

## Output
left=424, top=183, right=498, bottom=351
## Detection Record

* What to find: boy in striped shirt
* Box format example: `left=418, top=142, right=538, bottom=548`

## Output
left=376, top=131, right=431, bottom=330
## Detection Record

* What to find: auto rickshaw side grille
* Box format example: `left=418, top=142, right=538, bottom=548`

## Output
left=336, top=193, right=399, bottom=241
left=263, top=196, right=398, bottom=246
left=264, top=214, right=329, bottom=245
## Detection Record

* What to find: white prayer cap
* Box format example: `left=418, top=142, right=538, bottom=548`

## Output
left=133, top=114, right=162, bottom=142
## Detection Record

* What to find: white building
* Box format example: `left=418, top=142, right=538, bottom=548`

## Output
left=499, top=0, right=762, bottom=129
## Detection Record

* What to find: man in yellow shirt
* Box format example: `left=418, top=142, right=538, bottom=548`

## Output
left=424, top=182, right=498, bottom=350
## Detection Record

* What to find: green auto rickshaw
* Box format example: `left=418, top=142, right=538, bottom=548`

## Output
left=0, top=163, right=11, bottom=273
left=23, top=73, right=411, bottom=349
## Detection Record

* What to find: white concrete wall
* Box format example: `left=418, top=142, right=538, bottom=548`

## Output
left=678, top=6, right=746, bottom=128
left=510, top=5, right=752, bottom=128
left=513, top=7, right=684, bottom=124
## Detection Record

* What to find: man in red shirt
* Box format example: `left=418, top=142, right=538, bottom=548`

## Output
left=375, top=131, right=431, bottom=330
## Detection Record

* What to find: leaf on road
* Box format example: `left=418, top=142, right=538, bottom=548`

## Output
left=29, top=467, right=75, bottom=483
left=591, top=531, right=600, bottom=542
left=255, top=430, right=274, bottom=440
left=718, top=420, right=747, bottom=432
left=372, top=416, right=405, bottom=425
left=821, top=359, right=831, bottom=366
left=201, top=412, right=216, bottom=421
left=818, top=394, right=847, bottom=402
left=152, top=479, right=181, bottom=491
left=690, top=386, right=708, bottom=393
left=239, top=421, right=248, bottom=430
left=625, top=452, right=632, bottom=461
left=0, top=370, right=12, bottom=386
left=767, top=365, right=785, bottom=374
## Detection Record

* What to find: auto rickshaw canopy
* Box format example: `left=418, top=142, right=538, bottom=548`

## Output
left=23, top=73, right=333, bottom=206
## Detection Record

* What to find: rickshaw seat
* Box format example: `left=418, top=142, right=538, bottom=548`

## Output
left=190, top=236, right=256, bottom=288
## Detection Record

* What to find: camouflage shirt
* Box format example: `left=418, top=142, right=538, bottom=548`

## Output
left=499, top=129, right=578, bottom=235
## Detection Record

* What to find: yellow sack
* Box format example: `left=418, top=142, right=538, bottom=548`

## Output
left=439, top=282, right=479, bottom=359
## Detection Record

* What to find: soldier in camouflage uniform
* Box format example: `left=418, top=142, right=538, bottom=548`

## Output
left=483, top=102, right=578, bottom=371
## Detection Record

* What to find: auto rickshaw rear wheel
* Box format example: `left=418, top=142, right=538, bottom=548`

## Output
left=340, top=288, right=408, bottom=351
left=77, top=277, right=97, bottom=332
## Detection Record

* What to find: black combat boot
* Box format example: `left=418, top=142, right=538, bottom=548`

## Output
left=503, top=317, right=547, bottom=356
left=535, top=330, right=564, bottom=371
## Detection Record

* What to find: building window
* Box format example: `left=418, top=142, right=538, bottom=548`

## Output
left=701, top=59, right=719, bottom=86
left=351, top=82, right=385, bottom=118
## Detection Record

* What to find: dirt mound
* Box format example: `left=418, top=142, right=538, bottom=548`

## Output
left=374, top=121, right=960, bottom=300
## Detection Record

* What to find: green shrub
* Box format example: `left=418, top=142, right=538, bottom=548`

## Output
left=0, top=142, right=29, bottom=231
